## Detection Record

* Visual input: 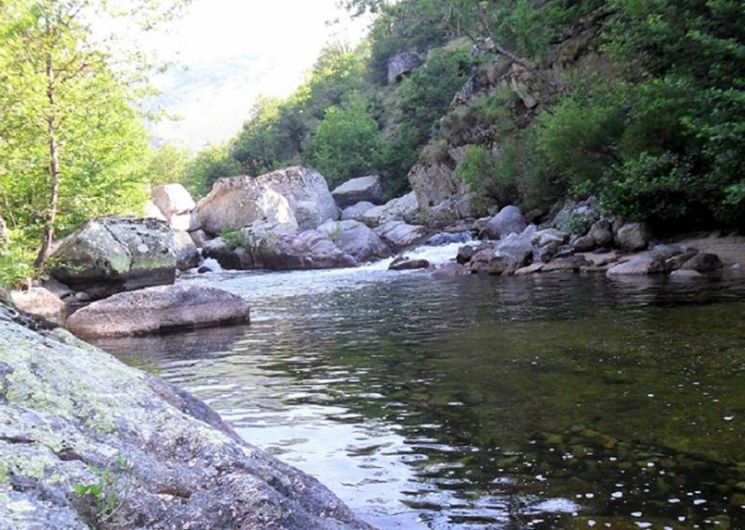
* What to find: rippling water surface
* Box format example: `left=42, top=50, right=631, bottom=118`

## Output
left=94, top=246, right=745, bottom=529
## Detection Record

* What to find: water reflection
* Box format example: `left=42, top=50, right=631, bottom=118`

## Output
left=95, top=269, right=745, bottom=529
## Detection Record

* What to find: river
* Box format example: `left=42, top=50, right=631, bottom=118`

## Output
left=93, top=242, right=745, bottom=529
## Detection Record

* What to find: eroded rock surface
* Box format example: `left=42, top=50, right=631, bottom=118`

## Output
left=0, top=307, right=372, bottom=530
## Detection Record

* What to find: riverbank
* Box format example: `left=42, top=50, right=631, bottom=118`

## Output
left=0, top=306, right=373, bottom=530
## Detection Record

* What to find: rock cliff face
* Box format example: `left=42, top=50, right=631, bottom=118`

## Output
left=407, top=20, right=610, bottom=214
left=0, top=306, right=372, bottom=530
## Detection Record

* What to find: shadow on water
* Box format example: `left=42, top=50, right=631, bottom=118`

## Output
left=94, top=269, right=745, bottom=529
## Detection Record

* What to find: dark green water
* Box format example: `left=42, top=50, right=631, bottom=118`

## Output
left=95, top=263, right=745, bottom=529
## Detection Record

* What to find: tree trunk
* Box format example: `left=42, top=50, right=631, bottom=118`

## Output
left=34, top=52, right=61, bottom=269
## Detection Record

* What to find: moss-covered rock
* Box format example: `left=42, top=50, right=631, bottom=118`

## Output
left=0, top=306, right=372, bottom=529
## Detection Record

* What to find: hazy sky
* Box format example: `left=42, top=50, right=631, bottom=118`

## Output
left=145, top=0, right=370, bottom=150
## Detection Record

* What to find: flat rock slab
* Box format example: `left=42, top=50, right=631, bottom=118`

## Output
left=0, top=308, right=371, bottom=530
left=67, top=284, right=250, bottom=338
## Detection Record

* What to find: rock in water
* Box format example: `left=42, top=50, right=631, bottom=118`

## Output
left=0, top=309, right=372, bottom=529
left=196, top=166, right=339, bottom=234
left=318, top=220, right=391, bottom=262
left=374, top=220, right=428, bottom=251
left=66, top=284, right=250, bottom=338
left=483, top=206, right=527, bottom=240
left=389, top=257, right=430, bottom=270
left=332, top=175, right=384, bottom=207
left=48, top=217, right=177, bottom=300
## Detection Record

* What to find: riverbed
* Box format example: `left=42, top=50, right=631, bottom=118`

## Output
left=94, top=244, right=745, bottom=529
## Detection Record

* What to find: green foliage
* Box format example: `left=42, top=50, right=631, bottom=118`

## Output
left=74, top=454, right=130, bottom=525
left=0, top=232, right=37, bottom=289
left=306, top=100, right=382, bottom=188
left=220, top=230, right=250, bottom=250
left=0, top=0, right=185, bottom=267
left=147, top=145, right=189, bottom=187
left=183, top=145, right=242, bottom=198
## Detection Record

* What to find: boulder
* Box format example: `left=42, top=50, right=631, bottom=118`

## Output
left=579, top=251, right=621, bottom=267
left=151, top=183, right=196, bottom=219
left=572, top=234, right=596, bottom=252
left=341, top=201, right=376, bottom=221
left=374, top=220, right=428, bottom=251
left=66, top=284, right=250, bottom=338
left=217, top=221, right=358, bottom=271
left=144, top=200, right=166, bottom=221
left=515, top=263, right=545, bottom=275
left=361, top=192, right=419, bottom=227
left=172, top=230, right=200, bottom=271
left=670, top=269, right=705, bottom=280
left=318, top=220, right=391, bottom=262
left=196, top=166, right=339, bottom=234
left=202, top=237, right=245, bottom=270
left=423, top=193, right=483, bottom=226
left=387, top=50, right=424, bottom=84
left=425, top=231, right=471, bottom=246
left=389, top=256, right=430, bottom=270
left=607, top=252, right=665, bottom=276
left=680, top=252, right=723, bottom=273
left=10, top=287, right=66, bottom=325
left=431, top=262, right=470, bottom=278
left=189, top=228, right=211, bottom=247
left=331, top=176, right=384, bottom=207
left=533, top=228, right=569, bottom=247
left=0, top=308, right=371, bottom=529
left=494, top=232, right=534, bottom=270
left=541, top=256, right=588, bottom=273
left=589, top=219, right=614, bottom=247
left=48, top=217, right=177, bottom=300
left=483, top=206, right=527, bottom=240
left=615, top=222, right=651, bottom=252
left=456, top=245, right=477, bottom=264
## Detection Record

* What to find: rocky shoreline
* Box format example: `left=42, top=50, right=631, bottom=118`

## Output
left=9, top=165, right=738, bottom=339
left=0, top=306, right=372, bottom=530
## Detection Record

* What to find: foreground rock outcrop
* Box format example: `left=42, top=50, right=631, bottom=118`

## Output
left=196, top=166, right=340, bottom=234
left=66, top=284, right=251, bottom=338
left=49, top=217, right=177, bottom=300
left=0, top=307, right=371, bottom=529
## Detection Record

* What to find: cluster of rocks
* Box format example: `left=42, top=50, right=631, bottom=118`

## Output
left=11, top=168, right=439, bottom=336
left=442, top=200, right=724, bottom=279
left=195, top=169, right=430, bottom=272
left=0, top=306, right=372, bottom=530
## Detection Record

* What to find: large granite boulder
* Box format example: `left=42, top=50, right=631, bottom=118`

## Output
left=483, top=206, right=527, bottom=240
left=607, top=251, right=666, bottom=276
left=10, top=287, right=66, bottom=325
left=332, top=176, right=384, bottom=207
left=341, top=201, right=376, bottom=221
left=615, top=222, right=651, bottom=252
left=0, top=307, right=372, bottom=530
left=196, top=166, right=339, bottom=234
left=361, top=192, right=419, bottom=227
left=318, top=220, right=391, bottom=262
left=151, top=184, right=196, bottom=231
left=387, top=50, right=424, bottom=84
left=48, top=217, right=177, bottom=300
left=66, top=284, right=250, bottom=338
left=374, top=220, right=428, bottom=251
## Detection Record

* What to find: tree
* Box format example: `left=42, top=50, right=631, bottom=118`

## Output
left=147, top=144, right=189, bottom=186
left=0, top=0, right=187, bottom=269
left=183, top=145, right=242, bottom=197
left=306, top=99, right=382, bottom=187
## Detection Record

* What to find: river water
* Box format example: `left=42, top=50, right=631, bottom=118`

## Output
left=94, top=243, right=745, bottom=529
